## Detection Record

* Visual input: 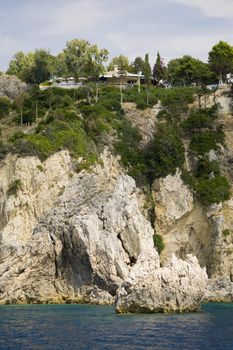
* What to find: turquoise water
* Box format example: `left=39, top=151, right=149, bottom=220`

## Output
left=0, top=303, right=232, bottom=349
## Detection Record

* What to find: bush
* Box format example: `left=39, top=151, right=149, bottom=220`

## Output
left=195, top=158, right=220, bottom=179
left=153, top=234, right=165, bottom=254
left=195, top=176, right=230, bottom=205
left=0, top=96, right=11, bottom=118
left=190, top=130, right=224, bottom=155
left=181, top=169, right=196, bottom=189
left=14, top=135, right=55, bottom=160
left=222, top=229, right=231, bottom=237
left=7, top=179, right=22, bottom=197
left=136, top=98, right=147, bottom=110
left=143, top=125, right=185, bottom=183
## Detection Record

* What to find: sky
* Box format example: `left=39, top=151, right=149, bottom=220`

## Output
left=0, top=0, right=233, bottom=71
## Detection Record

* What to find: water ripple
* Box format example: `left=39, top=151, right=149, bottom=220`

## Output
left=0, top=303, right=232, bottom=350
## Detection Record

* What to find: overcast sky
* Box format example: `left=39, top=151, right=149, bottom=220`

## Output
left=0, top=0, right=233, bottom=71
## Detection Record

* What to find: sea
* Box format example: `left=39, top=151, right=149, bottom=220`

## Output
left=0, top=303, right=232, bottom=350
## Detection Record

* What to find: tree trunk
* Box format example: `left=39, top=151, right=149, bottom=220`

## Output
left=219, top=72, right=223, bottom=85
left=95, top=83, right=99, bottom=103
left=35, top=99, right=38, bottom=121
left=20, top=107, right=23, bottom=126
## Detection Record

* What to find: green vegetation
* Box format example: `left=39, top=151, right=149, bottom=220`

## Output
left=0, top=96, right=11, bottom=118
left=222, top=229, right=232, bottom=237
left=7, top=179, right=22, bottom=197
left=36, top=164, right=44, bottom=172
left=208, top=41, right=233, bottom=83
left=195, top=176, right=230, bottom=205
left=153, top=234, right=165, bottom=255
left=144, top=125, right=185, bottom=183
left=181, top=103, right=230, bottom=206
left=189, top=130, right=224, bottom=155
left=1, top=37, right=233, bottom=209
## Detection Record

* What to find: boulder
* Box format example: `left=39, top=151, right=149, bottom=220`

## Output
left=205, top=276, right=233, bottom=303
left=0, top=74, right=27, bottom=99
left=115, top=255, right=207, bottom=313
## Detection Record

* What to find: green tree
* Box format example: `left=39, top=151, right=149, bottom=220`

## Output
left=144, top=53, right=151, bottom=84
left=29, top=49, right=54, bottom=84
left=167, top=55, right=213, bottom=86
left=108, top=55, right=130, bottom=71
left=153, top=52, right=166, bottom=82
left=14, top=93, right=27, bottom=125
left=130, top=56, right=145, bottom=74
left=7, top=51, right=34, bottom=81
left=144, top=125, right=185, bottom=183
left=208, top=41, right=233, bottom=84
left=63, top=39, right=108, bottom=80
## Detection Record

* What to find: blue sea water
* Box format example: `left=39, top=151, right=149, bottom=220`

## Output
left=0, top=303, right=232, bottom=350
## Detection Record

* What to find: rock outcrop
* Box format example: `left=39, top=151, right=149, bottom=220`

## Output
left=0, top=150, right=73, bottom=244
left=205, top=276, right=233, bottom=303
left=115, top=255, right=207, bottom=313
left=0, top=74, right=27, bottom=99
left=152, top=171, right=213, bottom=269
left=0, top=152, right=157, bottom=304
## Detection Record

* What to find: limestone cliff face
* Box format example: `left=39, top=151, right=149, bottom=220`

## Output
left=207, top=200, right=233, bottom=279
left=0, top=151, right=158, bottom=304
left=152, top=170, right=233, bottom=284
left=152, top=172, right=213, bottom=270
left=0, top=151, right=73, bottom=244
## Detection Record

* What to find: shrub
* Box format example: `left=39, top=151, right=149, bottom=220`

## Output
left=190, top=130, right=224, bottom=155
left=195, top=176, right=230, bottom=205
left=136, top=98, right=147, bottom=110
left=222, top=229, right=231, bottom=237
left=8, top=131, right=25, bottom=143
left=7, top=179, right=22, bottom=197
left=0, top=96, right=11, bottom=118
left=195, top=158, right=220, bottom=179
left=153, top=234, right=165, bottom=254
left=143, top=125, right=185, bottom=183
left=181, top=169, right=196, bottom=189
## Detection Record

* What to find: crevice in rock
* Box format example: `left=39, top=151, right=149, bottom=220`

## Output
left=117, top=232, right=137, bottom=266
left=49, top=233, right=59, bottom=279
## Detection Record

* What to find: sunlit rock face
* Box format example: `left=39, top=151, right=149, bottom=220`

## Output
left=115, top=255, right=207, bottom=314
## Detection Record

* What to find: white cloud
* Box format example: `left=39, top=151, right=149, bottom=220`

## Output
left=174, top=0, right=233, bottom=18
left=0, top=0, right=233, bottom=71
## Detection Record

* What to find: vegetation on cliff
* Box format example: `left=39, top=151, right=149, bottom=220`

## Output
left=0, top=38, right=232, bottom=209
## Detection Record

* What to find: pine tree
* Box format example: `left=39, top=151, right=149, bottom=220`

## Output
left=144, top=53, right=151, bottom=84
left=153, top=52, right=165, bottom=83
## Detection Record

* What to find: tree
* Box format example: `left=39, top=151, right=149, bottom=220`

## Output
left=0, top=97, right=11, bottom=118
left=7, top=51, right=34, bottom=81
left=62, top=39, right=108, bottom=80
left=7, top=49, right=55, bottom=84
left=29, top=49, right=55, bottom=84
left=130, top=56, right=145, bottom=74
left=14, top=93, right=26, bottom=126
left=167, top=55, right=214, bottom=86
left=108, top=55, right=130, bottom=71
left=144, top=125, right=185, bottom=183
left=144, top=53, right=152, bottom=105
left=144, top=53, right=151, bottom=84
left=208, top=41, right=233, bottom=84
left=153, top=52, right=166, bottom=83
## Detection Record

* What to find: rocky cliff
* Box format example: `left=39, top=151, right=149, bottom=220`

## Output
left=0, top=150, right=207, bottom=310
left=0, top=86, right=233, bottom=309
